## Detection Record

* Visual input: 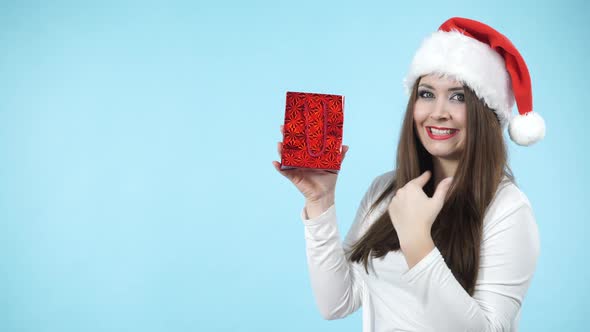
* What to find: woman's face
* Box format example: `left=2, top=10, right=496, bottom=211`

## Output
left=413, top=74, right=467, bottom=160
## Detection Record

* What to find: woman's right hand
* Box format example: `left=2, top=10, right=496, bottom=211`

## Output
left=272, top=124, right=349, bottom=203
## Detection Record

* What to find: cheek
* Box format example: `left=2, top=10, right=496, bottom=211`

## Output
left=452, top=106, right=467, bottom=127
left=413, top=106, right=428, bottom=123
left=459, top=114, right=467, bottom=128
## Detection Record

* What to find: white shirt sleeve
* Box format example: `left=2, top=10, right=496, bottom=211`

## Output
left=399, top=200, right=541, bottom=332
left=300, top=175, right=383, bottom=320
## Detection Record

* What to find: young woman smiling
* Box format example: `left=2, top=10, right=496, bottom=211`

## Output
left=273, top=17, right=545, bottom=332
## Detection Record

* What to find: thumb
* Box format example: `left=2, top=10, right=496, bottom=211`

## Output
left=432, top=177, right=453, bottom=206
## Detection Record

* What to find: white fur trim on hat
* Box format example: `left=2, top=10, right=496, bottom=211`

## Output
left=403, top=29, right=515, bottom=130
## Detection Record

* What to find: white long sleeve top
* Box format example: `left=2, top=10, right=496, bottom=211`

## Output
left=301, top=170, right=541, bottom=332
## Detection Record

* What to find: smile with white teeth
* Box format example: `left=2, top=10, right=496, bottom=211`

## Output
left=429, top=127, right=456, bottom=135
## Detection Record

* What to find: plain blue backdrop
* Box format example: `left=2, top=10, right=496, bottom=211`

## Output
left=1, top=0, right=588, bottom=331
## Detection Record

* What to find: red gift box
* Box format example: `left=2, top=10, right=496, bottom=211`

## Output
left=280, top=91, right=344, bottom=172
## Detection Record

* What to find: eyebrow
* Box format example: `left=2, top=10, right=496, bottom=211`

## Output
left=418, top=84, right=464, bottom=92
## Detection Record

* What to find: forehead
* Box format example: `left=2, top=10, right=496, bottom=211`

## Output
left=418, top=73, right=463, bottom=88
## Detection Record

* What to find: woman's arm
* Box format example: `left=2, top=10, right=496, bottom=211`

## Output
left=301, top=174, right=385, bottom=320
left=399, top=201, right=541, bottom=331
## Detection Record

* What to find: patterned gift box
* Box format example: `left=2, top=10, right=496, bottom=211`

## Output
left=280, top=91, right=344, bottom=171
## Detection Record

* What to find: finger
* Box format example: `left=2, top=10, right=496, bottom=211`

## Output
left=341, top=145, right=349, bottom=160
left=432, top=177, right=453, bottom=205
left=272, top=161, right=287, bottom=176
left=277, top=141, right=282, bottom=158
left=410, top=170, right=431, bottom=188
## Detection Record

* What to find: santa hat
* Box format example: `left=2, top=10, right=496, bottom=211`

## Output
left=403, top=17, right=545, bottom=146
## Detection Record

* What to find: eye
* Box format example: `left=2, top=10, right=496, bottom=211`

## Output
left=418, top=90, right=434, bottom=99
left=451, top=93, right=465, bottom=102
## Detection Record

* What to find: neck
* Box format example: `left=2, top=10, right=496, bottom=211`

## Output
left=432, top=156, right=458, bottom=187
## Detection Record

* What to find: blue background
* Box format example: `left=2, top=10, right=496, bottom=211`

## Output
left=1, top=0, right=588, bottom=331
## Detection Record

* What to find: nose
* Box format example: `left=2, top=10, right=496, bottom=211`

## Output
left=430, top=99, right=450, bottom=120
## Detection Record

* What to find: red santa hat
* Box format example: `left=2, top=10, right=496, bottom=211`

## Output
left=403, top=17, right=545, bottom=146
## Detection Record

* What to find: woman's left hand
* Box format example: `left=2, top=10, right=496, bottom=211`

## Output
left=388, top=170, right=453, bottom=245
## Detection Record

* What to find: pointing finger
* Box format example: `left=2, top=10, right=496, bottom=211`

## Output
left=410, top=170, right=431, bottom=188
left=432, top=177, right=453, bottom=205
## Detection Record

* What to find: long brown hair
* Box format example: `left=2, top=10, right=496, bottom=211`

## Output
left=346, top=74, right=515, bottom=296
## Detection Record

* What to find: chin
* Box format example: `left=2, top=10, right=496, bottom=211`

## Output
left=423, top=144, right=462, bottom=159
left=431, top=152, right=460, bottom=160
left=419, top=133, right=464, bottom=160
left=427, top=149, right=462, bottom=160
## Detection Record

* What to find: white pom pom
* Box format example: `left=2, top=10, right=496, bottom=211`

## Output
left=508, top=112, right=546, bottom=146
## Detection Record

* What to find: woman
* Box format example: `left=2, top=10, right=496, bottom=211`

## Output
left=272, top=17, right=545, bottom=331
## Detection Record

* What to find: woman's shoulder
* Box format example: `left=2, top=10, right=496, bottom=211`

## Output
left=371, top=170, right=396, bottom=190
left=494, top=176, right=532, bottom=208
left=359, top=170, right=395, bottom=215
left=482, top=176, right=541, bottom=263
left=483, top=175, right=536, bottom=228
left=365, top=170, right=396, bottom=201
